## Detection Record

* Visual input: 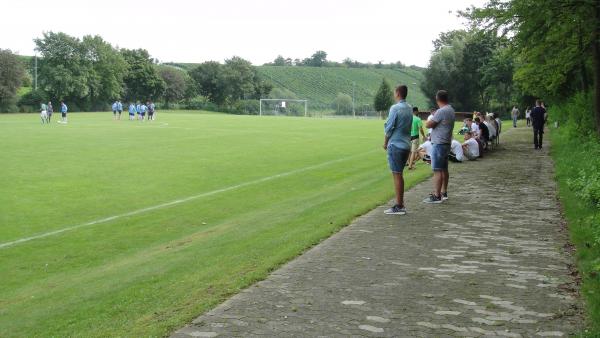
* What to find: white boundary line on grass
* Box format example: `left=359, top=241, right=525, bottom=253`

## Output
left=0, top=150, right=377, bottom=250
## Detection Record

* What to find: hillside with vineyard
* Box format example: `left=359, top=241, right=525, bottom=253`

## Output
left=257, top=66, right=429, bottom=113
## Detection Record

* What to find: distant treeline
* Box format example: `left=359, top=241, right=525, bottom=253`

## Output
left=262, top=51, right=423, bottom=71
left=0, top=32, right=275, bottom=113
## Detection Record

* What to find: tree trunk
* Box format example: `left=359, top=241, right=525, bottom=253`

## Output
left=579, top=23, right=590, bottom=92
left=595, top=0, right=600, bottom=136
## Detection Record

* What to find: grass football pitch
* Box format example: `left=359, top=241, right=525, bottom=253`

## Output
left=0, top=111, right=433, bottom=337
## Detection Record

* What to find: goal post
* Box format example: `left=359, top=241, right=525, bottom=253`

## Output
left=259, top=99, right=308, bottom=117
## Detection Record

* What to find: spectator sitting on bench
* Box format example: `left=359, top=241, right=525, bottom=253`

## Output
left=449, top=139, right=464, bottom=162
left=474, top=117, right=490, bottom=150
left=462, top=131, right=480, bottom=160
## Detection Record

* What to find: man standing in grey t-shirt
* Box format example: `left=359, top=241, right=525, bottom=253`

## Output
left=424, top=90, right=455, bottom=203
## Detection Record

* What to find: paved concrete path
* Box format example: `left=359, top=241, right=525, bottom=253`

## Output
left=172, top=128, right=583, bottom=337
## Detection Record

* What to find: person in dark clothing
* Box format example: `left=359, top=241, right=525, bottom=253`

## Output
left=531, top=100, right=546, bottom=149
left=475, top=117, right=490, bottom=150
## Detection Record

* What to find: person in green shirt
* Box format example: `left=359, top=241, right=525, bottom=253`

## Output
left=408, top=107, right=426, bottom=170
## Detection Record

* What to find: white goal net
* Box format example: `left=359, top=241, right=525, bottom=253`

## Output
left=259, top=99, right=308, bottom=117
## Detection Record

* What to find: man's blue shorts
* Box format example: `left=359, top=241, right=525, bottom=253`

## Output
left=387, top=145, right=410, bottom=173
left=431, top=143, right=451, bottom=171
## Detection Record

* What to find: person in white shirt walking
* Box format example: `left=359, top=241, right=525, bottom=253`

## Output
left=511, top=105, right=520, bottom=128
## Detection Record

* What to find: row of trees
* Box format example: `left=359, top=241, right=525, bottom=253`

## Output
left=0, top=32, right=273, bottom=112
left=464, top=0, right=600, bottom=135
left=265, top=50, right=412, bottom=70
left=421, top=0, right=599, bottom=134
left=420, top=29, right=517, bottom=115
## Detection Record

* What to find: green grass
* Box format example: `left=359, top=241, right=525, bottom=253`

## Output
left=257, top=66, right=428, bottom=111
left=17, top=86, right=31, bottom=97
left=550, top=128, right=600, bottom=335
left=0, top=111, right=433, bottom=337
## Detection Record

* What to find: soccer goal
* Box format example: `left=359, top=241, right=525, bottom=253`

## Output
left=259, top=99, right=308, bottom=117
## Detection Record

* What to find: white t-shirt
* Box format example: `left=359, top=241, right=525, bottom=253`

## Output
left=525, top=110, right=531, bottom=118
left=419, top=140, right=433, bottom=157
left=451, top=139, right=464, bottom=161
left=470, top=123, right=480, bottom=136
left=484, top=121, right=496, bottom=138
left=464, top=138, right=479, bottom=159
left=426, top=114, right=434, bottom=135
left=495, top=118, right=502, bottom=134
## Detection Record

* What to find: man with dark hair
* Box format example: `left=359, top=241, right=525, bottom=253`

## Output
left=383, top=85, right=413, bottom=215
left=531, top=99, right=546, bottom=149
left=408, top=106, right=425, bottom=170
left=474, top=117, right=489, bottom=150
left=424, top=90, right=455, bottom=203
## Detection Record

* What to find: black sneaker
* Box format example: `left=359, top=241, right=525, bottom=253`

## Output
left=423, top=194, right=443, bottom=204
left=384, top=205, right=407, bottom=215
left=441, top=192, right=448, bottom=201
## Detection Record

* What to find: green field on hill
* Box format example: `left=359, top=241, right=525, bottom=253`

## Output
left=169, top=63, right=429, bottom=114
left=257, top=66, right=429, bottom=112
left=0, top=111, right=434, bottom=337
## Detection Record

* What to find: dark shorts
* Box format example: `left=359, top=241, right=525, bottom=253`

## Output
left=431, top=143, right=451, bottom=171
left=387, top=145, right=410, bottom=173
left=141, top=112, right=146, bottom=116
left=113, top=110, right=117, bottom=114
left=61, top=112, right=66, bottom=118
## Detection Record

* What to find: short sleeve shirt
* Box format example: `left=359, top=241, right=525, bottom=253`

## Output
left=430, top=105, right=455, bottom=144
left=384, top=100, right=413, bottom=150
left=411, top=115, right=423, bottom=137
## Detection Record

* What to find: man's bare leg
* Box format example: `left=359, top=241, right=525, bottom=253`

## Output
left=433, top=171, right=443, bottom=197
left=392, top=172, right=404, bottom=206
left=407, top=151, right=415, bottom=169
left=441, top=170, right=449, bottom=195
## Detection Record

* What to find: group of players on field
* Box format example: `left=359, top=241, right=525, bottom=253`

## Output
left=39, top=100, right=156, bottom=124
left=39, top=101, right=68, bottom=124
left=112, top=101, right=157, bottom=121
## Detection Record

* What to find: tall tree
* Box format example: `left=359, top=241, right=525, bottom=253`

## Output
left=374, top=79, right=394, bottom=116
left=81, top=35, right=127, bottom=109
left=35, top=32, right=92, bottom=105
left=121, top=49, right=165, bottom=102
left=302, top=51, right=328, bottom=67
left=464, top=0, right=600, bottom=134
left=157, top=66, right=189, bottom=107
left=189, top=61, right=226, bottom=105
left=0, top=49, right=26, bottom=112
left=421, top=29, right=514, bottom=113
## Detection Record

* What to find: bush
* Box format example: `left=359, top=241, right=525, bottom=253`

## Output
left=332, top=93, right=353, bottom=115
left=549, top=92, right=594, bottom=137
left=17, top=89, right=47, bottom=113
left=233, top=100, right=259, bottom=115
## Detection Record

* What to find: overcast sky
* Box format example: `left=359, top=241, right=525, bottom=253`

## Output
left=1, top=0, right=485, bottom=67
